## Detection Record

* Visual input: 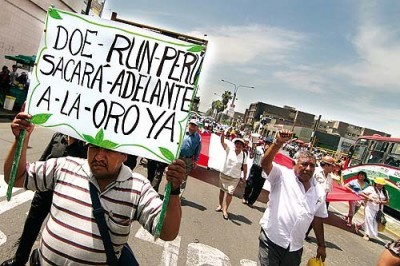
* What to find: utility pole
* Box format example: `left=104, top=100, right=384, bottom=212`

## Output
left=85, top=0, right=93, bottom=15
left=291, top=111, right=298, bottom=131
left=310, top=115, right=321, bottom=150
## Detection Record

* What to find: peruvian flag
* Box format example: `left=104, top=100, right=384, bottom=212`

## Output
left=198, top=132, right=361, bottom=201
left=198, top=132, right=294, bottom=171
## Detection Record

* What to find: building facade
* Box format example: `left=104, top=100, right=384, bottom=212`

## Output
left=244, top=101, right=315, bottom=130
left=0, top=0, right=104, bottom=68
left=318, top=120, right=391, bottom=140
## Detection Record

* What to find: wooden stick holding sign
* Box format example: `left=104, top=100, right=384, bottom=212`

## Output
left=20, top=8, right=208, bottom=238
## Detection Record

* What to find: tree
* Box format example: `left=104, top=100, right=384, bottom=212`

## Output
left=212, top=100, right=224, bottom=113
left=221, top=91, right=232, bottom=111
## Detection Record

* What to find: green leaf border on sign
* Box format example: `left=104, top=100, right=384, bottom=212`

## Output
left=49, top=8, right=62, bottom=20
left=30, top=113, right=52, bottom=125
left=27, top=8, right=206, bottom=164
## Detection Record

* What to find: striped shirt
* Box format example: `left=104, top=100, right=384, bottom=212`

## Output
left=24, top=156, right=162, bottom=265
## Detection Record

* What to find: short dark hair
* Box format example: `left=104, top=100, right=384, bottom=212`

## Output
left=358, top=171, right=368, bottom=183
left=358, top=171, right=367, bottom=177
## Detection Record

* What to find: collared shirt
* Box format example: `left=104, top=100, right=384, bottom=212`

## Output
left=179, top=131, right=202, bottom=162
left=314, top=167, right=333, bottom=193
left=260, top=164, right=328, bottom=251
left=24, top=157, right=162, bottom=265
left=221, top=146, right=247, bottom=178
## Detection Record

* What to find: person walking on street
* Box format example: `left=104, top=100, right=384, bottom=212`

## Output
left=9, top=65, right=18, bottom=85
left=0, top=65, right=10, bottom=101
left=147, top=158, right=168, bottom=192
left=179, top=119, right=202, bottom=196
left=3, top=112, right=185, bottom=265
left=359, top=177, right=389, bottom=241
left=344, top=171, right=369, bottom=228
left=314, top=156, right=335, bottom=208
left=242, top=136, right=273, bottom=208
left=259, top=130, right=327, bottom=266
left=216, top=131, right=248, bottom=220
left=305, top=155, right=334, bottom=239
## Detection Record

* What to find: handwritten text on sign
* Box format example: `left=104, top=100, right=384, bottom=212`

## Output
left=27, top=9, right=206, bottom=163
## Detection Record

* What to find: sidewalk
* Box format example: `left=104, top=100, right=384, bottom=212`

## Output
left=0, top=106, right=18, bottom=121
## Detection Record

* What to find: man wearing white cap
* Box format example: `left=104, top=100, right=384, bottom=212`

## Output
left=179, top=119, right=202, bottom=196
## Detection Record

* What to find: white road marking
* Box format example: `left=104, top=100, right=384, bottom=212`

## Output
left=0, top=175, right=22, bottom=196
left=0, top=230, right=6, bottom=246
left=240, top=259, right=257, bottom=266
left=0, top=175, right=34, bottom=215
left=135, top=226, right=181, bottom=266
left=0, top=191, right=34, bottom=215
left=186, top=243, right=231, bottom=266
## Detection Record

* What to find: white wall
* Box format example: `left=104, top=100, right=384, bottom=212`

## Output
left=0, top=0, right=77, bottom=67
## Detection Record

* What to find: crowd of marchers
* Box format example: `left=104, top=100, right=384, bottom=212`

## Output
left=1, top=113, right=399, bottom=266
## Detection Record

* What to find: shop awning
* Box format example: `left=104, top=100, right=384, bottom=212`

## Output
left=4, top=54, right=36, bottom=67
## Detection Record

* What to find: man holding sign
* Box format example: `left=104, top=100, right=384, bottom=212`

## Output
left=4, top=112, right=185, bottom=265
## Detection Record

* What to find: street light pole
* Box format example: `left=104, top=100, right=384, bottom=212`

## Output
left=85, top=0, right=93, bottom=15
left=221, top=79, right=254, bottom=110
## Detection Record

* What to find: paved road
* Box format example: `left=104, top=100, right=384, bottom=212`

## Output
left=0, top=124, right=399, bottom=265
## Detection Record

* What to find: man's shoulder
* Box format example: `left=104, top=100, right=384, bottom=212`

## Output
left=119, top=165, right=149, bottom=183
left=64, top=156, right=86, bottom=163
left=314, top=168, right=325, bottom=178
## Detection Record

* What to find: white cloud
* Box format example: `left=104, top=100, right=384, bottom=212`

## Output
left=337, top=96, right=400, bottom=136
left=332, top=4, right=400, bottom=91
left=189, top=24, right=305, bottom=66
left=273, top=69, right=326, bottom=93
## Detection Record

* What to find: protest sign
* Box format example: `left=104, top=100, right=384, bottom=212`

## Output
left=27, top=8, right=207, bottom=163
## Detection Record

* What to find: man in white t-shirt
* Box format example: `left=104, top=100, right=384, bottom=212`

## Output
left=259, top=130, right=328, bottom=266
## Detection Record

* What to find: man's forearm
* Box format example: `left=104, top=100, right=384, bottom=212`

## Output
left=4, top=135, right=30, bottom=187
left=312, top=217, right=326, bottom=247
left=261, top=141, right=283, bottom=174
left=159, top=195, right=182, bottom=241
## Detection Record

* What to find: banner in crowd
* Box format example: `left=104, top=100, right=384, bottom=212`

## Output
left=27, top=8, right=207, bottom=163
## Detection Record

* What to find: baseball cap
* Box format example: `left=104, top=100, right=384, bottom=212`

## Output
left=189, top=119, right=198, bottom=126
left=264, top=136, right=274, bottom=143
left=232, top=138, right=245, bottom=145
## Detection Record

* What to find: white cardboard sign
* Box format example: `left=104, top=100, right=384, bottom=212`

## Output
left=27, top=8, right=207, bottom=163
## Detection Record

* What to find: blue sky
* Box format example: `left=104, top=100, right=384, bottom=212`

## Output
left=103, top=0, right=400, bottom=137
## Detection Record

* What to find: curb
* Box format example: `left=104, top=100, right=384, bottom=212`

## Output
left=330, top=204, right=400, bottom=239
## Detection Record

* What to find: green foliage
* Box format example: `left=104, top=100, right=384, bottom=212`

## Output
left=187, top=45, right=203, bottom=53
left=95, top=129, right=104, bottom=143
left=49, top=9, right=62, bottom=20
left=82, top=134, right=96, bottom=144
left=159, top=147, right=175, bottom=162
left=30, top=113, right=52, bottom=125
left=212, top=100, right=225, bottom=113
left=82, top=129, right=118, bottom=149
left=221, top=91, right=233, bottom=110
left=100, top=140, right=119, bottom=149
